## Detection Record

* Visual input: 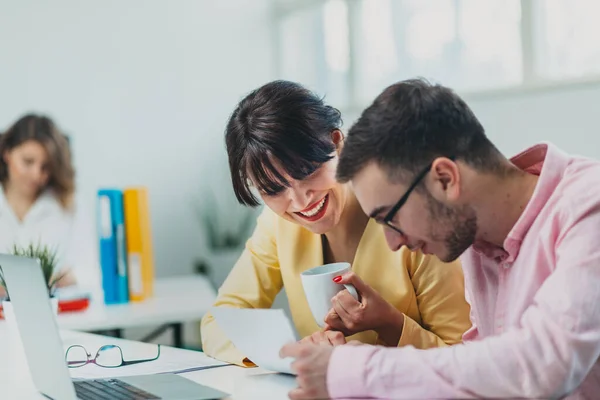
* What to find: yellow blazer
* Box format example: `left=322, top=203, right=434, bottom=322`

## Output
left=201, top=207, right=471, bottom=366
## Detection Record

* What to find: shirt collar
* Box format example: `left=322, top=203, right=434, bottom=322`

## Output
left=27, top=190, right=61, bottom=220
left=0, top=186, right=61, bottom=221
left=473, top=142, right=569, bottom=264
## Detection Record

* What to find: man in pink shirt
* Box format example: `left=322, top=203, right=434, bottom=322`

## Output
left=280, top=79, right=600, bottom=399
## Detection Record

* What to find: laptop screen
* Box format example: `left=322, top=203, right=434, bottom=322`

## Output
left=0, top=255, right=77, bottom=400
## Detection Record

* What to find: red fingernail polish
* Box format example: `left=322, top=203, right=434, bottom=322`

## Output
left=333, top=276, right=342, bottom=283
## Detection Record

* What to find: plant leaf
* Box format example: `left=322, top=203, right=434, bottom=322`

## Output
left=10, top=241, right=59, bottom=296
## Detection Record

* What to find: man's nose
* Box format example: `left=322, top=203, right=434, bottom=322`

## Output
left=384, top=227, right=407, bottom=252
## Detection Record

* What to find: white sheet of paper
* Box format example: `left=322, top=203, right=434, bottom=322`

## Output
left=210, top=307, right=298, bottom=375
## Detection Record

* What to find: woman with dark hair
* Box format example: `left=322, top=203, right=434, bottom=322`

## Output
left=200, top=81, right=471, bottom=366
left=0, top=113, right=99, bottom=297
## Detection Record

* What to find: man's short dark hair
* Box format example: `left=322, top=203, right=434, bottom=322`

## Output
left=337, top=78, right=502, bottom=183
left=226, top=80, right=342, bottom=206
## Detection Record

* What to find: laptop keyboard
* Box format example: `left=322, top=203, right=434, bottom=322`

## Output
left=74, top=378, right=160, bottom=400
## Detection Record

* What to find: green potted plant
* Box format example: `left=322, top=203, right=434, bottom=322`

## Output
left=193, top=185, right=259, bottom=289
left=1, top=242, right=64, bottom=321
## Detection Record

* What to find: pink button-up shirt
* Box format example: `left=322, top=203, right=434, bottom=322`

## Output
left=328, top=143, right=600, bottom=399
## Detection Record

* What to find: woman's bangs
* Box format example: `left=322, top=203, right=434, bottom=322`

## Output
left=244, top=143, right=329, bottom=196
left=245, top=150, right=289, bottom=196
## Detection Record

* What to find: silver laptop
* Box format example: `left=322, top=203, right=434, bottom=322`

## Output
left=0, top=254, right=228, bottom=400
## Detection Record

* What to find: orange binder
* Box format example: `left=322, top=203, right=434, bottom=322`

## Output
left=123, top=187, right=155, bottom=301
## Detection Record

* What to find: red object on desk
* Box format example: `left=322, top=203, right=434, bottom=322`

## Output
left=57, top=297, right=90, bottom=313
left=0, top=297, right=90, bottom=319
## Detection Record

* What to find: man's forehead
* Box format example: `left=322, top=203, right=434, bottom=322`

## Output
left=350, top=163, right=405, bottom=215
left=351, top=162, right=399, bottom=190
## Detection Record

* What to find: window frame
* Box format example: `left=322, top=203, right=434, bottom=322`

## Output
left=272, top=0, right=600, bottom=106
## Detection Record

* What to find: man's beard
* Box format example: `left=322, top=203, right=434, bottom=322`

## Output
left=426, top=192, right=477, bottom=262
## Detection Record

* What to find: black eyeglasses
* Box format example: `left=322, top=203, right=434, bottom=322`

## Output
left=381, top=156, right=455, bottom=235
left=65, top=344, right=161, bottom=368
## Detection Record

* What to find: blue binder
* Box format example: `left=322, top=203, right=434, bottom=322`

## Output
left=97, top=189, right=129, bottom=304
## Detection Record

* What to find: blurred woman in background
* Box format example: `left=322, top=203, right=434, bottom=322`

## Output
left=0, top=113, right=98, bottom=297
left=200, top=80, right=471, bottom=366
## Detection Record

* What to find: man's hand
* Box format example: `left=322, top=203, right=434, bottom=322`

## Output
left=324, top=272, right=405, bottom=346
left=280, top=342, right=334, bottom=400
left=300, top=331, right=346, bottom=346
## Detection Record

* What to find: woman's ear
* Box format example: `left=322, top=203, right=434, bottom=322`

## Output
left=331, top=129, right=344, bottom=150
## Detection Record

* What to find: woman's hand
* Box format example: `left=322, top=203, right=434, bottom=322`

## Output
left=52, top=268, right=77, bottom=288
left=324, top=272, right=405, bottom=346
left=300, top=330, right=346, bottom=346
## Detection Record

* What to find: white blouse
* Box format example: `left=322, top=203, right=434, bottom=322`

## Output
left=0, top=187, right=101, bottom=295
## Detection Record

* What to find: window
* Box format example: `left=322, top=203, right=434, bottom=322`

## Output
left=274, top=0, right=600, bottom=108
left=355, top=0, right=522, bottom=102
left=277, top=0, right=350, bottom=106
left=533, top=0, right=600, bottom=80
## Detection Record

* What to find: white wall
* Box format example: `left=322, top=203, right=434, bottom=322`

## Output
left=342, top=81, right=600, bottom=161
left=0, top=0, right=275, bottom=278
left=466, top=83, right=600, bottom=159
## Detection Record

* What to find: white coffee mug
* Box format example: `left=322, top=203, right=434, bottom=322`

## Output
left=300, top=262, right=359, bottom=327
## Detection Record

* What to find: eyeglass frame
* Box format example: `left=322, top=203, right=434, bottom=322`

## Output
left=381, top=156, right=456, bottom=235
left=65, top=344, right=161, bottom=368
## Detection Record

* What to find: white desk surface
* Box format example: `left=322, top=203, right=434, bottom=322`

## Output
left=56, top=275, right=217, bottom=331
left=1, top=328, right=296, bottom=399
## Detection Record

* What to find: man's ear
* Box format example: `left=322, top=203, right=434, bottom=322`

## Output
left=428, top=157, right=460, bottom=202
left=331, top=129, right=344, bottom=149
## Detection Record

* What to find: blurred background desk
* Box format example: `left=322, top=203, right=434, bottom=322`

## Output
left=58, top=275, right=216, bottom=348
